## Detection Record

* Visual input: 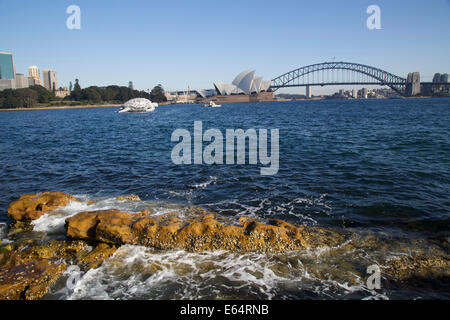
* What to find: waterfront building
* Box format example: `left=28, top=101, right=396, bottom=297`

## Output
left=362, top=88, right=369, bottom=99
left=14, top=73, right=29, bottom=89
left=432, top=73, right=442, bottom=83
left=0, top=52, right=15, bottom=80
left=55, top=87, right=70, bottom=98
left=196, top=89, right=216, bottom=98
left=43, top=69, right=58, bottom=91
left=28, top=77, right=39, bottom=86
left=28, top=66, right=41, bottom=86
left=352, top=89, right=358, bottom=98
left=0, top=52, right=16, bottom=91
left=306, top=85, right=312, bottom=98
left=0, top=79, right=15, bottom=91
left=213, top=70, right=271, bottom=96
left=165, top=91, right=197, bottom=104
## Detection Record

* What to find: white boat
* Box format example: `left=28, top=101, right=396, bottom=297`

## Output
left=117, top=98, right=158, bottom=113
left=202, top=101, right=221, bottom=108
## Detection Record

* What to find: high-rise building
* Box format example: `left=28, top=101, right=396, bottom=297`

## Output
left=43, top=69, right=58, bottom=91
left=352, top=89, right=358, bottom=98
left=0, top=52, right=16, bottom=91
left=0, top=52, right=15, bottom=80
left=433, top=73, right=442, bottom=83
left=362, top=88, right=369, bottom=99
left=306, top=85, right=312, bottom=98
left=28, top=66, right=41, bottom=86
left=0, top=79, right=15, bottom=91
left=15, top=74, right=29, bottom=89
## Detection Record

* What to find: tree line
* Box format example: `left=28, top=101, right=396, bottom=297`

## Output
left=0, top=80, right=167, bottom=109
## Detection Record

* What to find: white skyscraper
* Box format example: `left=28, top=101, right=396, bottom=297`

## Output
left=306, top=85, right=312, bottom=98
left=15, top=74, right=29, bottom=89
left=28, top=66, right=41, bottom=86
left=43, top=69, right=57, bottom=91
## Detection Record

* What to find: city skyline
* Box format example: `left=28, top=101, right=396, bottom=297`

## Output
left=0, top=51, right=61, bottom=91
left=1, top=0, right=449, bottom=94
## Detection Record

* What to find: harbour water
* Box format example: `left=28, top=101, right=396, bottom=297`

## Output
left=0, top=98, right=449, bottom=299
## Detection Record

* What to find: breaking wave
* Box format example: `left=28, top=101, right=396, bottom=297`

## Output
left=0, top=222, right=7, bottom=242
left=56, top=245, right=385, bottom=300
left=189, top=176, right=218, bottom=189
left=31, top=196, right=186, bottom=234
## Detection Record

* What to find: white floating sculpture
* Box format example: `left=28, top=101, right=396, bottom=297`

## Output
left=117, top=98, right=158, bottom=113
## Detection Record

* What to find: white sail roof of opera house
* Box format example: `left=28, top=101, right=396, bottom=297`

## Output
left=260, top=80, right=271, bottom=92
left=213, top=70, right=272, bottom=96
left=252, top=77, right=263, bottom=93
left=214, top=82, right=243, bottom=95
left=238, top=70, right=255, bottom=94
left=232, top=70, right=252, bottom=87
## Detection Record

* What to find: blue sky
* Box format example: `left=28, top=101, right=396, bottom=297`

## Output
left=1, top=0, right=449, bottom=94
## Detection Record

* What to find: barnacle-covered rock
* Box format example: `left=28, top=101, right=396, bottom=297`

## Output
left=0, top=259, right=66, bottom=300
left=8, top=192, right=77, bottom=221
left=117, top=195, right=141, bottom=201
left=65, top=209, right=346, bottom=253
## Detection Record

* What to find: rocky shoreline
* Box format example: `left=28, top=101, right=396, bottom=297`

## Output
left=1, top=192, right=449, bottom=300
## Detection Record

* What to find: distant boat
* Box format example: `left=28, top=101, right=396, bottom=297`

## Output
left=202, top=101, right=221, bottom=108
left=117, top=98, right=158, bottom=113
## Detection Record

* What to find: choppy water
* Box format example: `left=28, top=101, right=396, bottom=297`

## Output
left=0, top=98, right=449, bottom=299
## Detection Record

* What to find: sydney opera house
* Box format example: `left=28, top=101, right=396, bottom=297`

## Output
left=214, top=70, right=272, bottom=95
left=210, top=70, right=275, bottom=103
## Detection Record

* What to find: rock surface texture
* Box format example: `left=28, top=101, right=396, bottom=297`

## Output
left=0, top=240, right=117, bottom=300
left=8, top=192, right=76, bottom=221
left=1, top=191, right=449, bottom=300
left=65, top=209, right=345, bottom=252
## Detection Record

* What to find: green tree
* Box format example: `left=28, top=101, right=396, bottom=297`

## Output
left=150, top=84, right=167, bottom=102
left=117, top=87, right=132, bottom=102
left=15, top=88, right=38, bottom=108
left=70, top=79, right=83, bottom=100
left=82, top=87, right=102, bottom=103
left=3, top=95, right=19, bottom=108
left=73, top=79, right=81, bottom=91
left=29, top=85, right=54, bottom=103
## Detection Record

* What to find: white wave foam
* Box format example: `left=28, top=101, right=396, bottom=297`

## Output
left=0, top=223, right=7, bottom=239
left=32, top=200, right=93, bottom=234
left=59, top=244, right=381, bottom=300
left=31, top=196, right=183, bottom=234
left=189, top=176, right=218, bottom=189
left=204, top=195, right=332, bottom=225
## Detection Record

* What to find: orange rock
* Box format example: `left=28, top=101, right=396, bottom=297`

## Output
left=0, top=239, right=120, bottom=300
left=66, top=210, right=104, bottom=239
left=0, top=259, right=66, bottom=300
left=66, top=209, right=147, bottom=243
left=78, top=243, right=117, bottom=270
left=132, top=217, right=157, bottom=233
left=117, top=195, right=140, bottom=201
left=97, top=222, right=133, bottom=244
left=8, top=192, right=77, bottom=221
left=65, top=209, right=345, bottom=253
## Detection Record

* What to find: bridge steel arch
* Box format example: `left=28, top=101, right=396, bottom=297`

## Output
left=270, top=62, right=407, bottom=95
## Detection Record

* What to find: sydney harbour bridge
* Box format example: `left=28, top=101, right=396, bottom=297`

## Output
left=269, top=61, right=447, bottom=96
